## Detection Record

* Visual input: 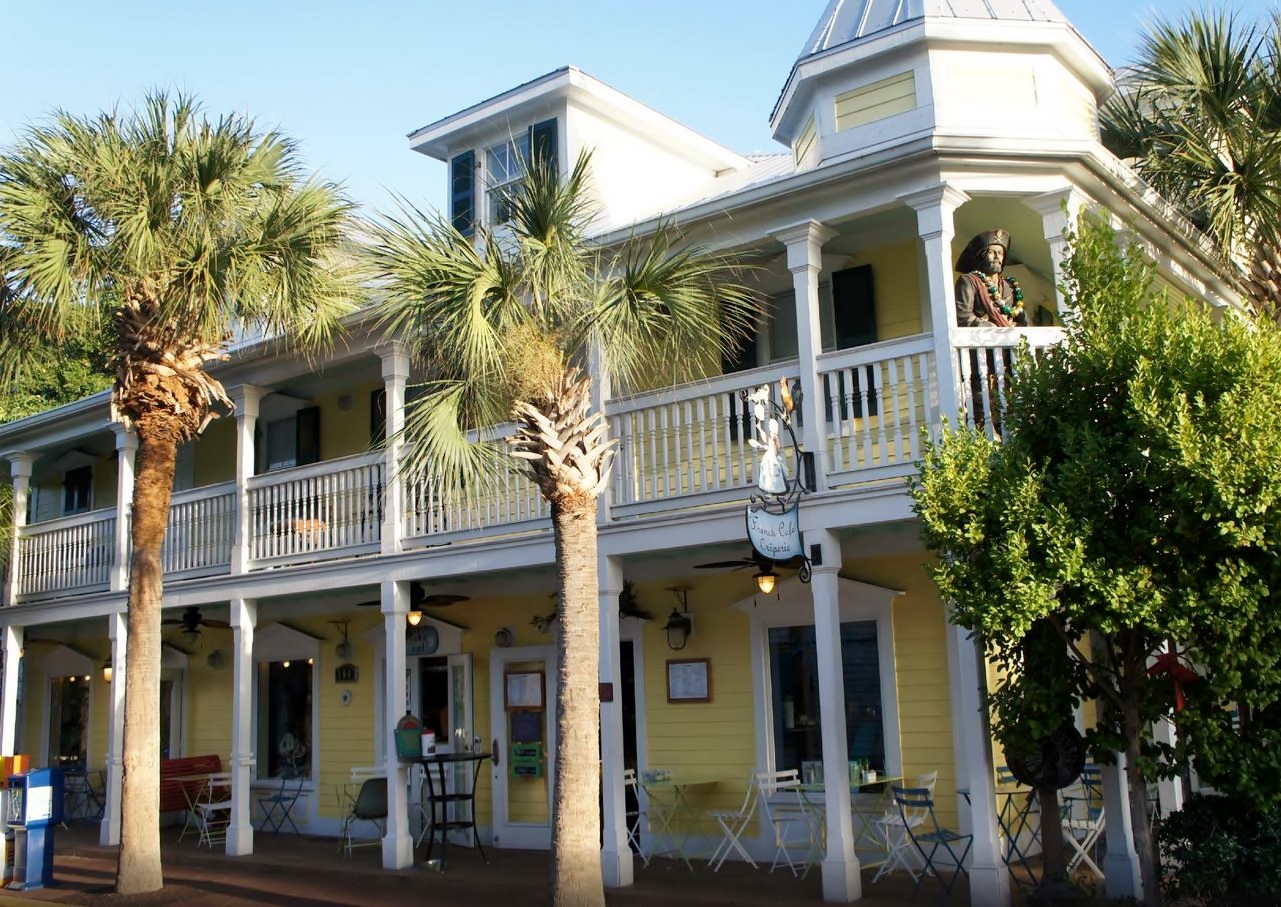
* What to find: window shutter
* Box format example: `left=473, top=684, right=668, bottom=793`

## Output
left=832, top=265, right=876, bottom=349
left=296, top=406, right=321, bottom=467
left=450, top=150, right=475, bottom=235
left=530, top=119, right=558, bottom=172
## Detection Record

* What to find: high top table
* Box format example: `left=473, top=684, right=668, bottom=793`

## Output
left=414, top=752, right=491, bottom=870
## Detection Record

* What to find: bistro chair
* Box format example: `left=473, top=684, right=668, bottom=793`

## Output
left=340, top=776, right=388, bottom=859
left=872, top=770, right=937, bottom=883
left=195, top=772, right=234, bottom=849
left=707, top=773, right=759, bottom=871
left=257, top=771, right=305, bottom=834
left=756, top=769, right=822, bottom=877
left=1061, top=764, right=1105, bottom=880
left=622, top=769, right=650, bottom=866
left=892, top=785, right=972, bottom=901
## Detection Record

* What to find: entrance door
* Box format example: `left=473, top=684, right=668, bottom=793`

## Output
left=489, top=644, right=557, bottom=849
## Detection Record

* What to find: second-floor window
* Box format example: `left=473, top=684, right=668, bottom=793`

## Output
left=484, top=119, right=558, bottom=227
left=262, top=407, right=321, bottom=472
left=63, top=465, right=92, bottom=515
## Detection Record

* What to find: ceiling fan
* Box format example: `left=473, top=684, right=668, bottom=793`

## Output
left=162, top=606, right=230, bottom=640
left=356, top=583, right=470, bottom=609
left=694, top=547, right=805, bottom=572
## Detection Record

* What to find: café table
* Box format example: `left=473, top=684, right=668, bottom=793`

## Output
left=959, top=784, right=1040, bottom=888
left=799, top=775, right=902, bottom=866
left=639, top=774, right=721, bottom=869
left=413, top=752, right=491, bottom=870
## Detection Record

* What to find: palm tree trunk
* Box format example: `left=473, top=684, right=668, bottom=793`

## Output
left=546, top=494, right=604, bottom=907
left=115, top=432, right=176, bottom=894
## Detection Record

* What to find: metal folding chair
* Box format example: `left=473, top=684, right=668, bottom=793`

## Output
left=1061, top=765, right=1105, bottom=880
left=756, top=769, right=822, bottom=877
left=340, top=776, right=388, bottom=858
left=258, top=772, right=304, bottom=834
left=873, top=770, right=937, bottom=883
left=622, top=769, right=650, bottom=866
left=706, top=774, right=758, bottom=871
left=892, top=785, right=972, bottom=901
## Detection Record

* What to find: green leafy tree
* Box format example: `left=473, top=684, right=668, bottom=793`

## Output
left=366, top=150, right=758, bottom=907
left=0, top=93, right=361, bottom=894
left=911, top=213, right=1281, bottom=906
left=1101, top=9, right=1281, bottom=317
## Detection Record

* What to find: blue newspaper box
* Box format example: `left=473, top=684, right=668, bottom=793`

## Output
left=7, top=767, right=62, bottom=890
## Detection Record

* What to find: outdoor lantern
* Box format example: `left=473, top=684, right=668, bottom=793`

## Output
left=663, top=608, right=692, bottom=651
left=407, top=610, right=424, bottom=626
left=101, top=660, right=112, bottom=683
left=755, top=568, right=779, bottom=595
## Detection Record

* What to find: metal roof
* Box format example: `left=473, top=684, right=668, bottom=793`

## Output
left=801, top=0, right=1069, bottom=57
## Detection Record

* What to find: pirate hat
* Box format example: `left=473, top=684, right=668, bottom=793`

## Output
left=956, top=228, right=1011, bottom=273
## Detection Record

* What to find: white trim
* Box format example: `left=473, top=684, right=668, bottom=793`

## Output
left=252, top=623, right=320, bottom=784
left=489, top=644, right=557, bottom=850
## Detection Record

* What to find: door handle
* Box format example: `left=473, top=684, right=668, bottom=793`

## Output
left=491, top=739, right=500, bottom=766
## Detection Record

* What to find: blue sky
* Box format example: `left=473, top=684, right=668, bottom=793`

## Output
left=2, top=1, right=1276, bottom=218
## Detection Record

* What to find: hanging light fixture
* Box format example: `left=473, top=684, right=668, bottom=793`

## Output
left=407, top=610, right=424, bottom=626
left=101, top=660, right=113, bottom=683
left=755, top=568, right=779, bottom=595
left=663, top=586, right=693, bottom=651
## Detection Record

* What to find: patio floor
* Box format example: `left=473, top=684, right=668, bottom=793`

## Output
left=0, top=823, right=1043, bottom=906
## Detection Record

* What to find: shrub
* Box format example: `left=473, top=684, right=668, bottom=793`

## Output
left=1159, top=793, right=1281, bottom=906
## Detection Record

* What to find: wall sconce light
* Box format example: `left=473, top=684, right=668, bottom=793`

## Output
left=331, top=619, right=353, bottom=659
left=755, top=568, right=779, bottom=595
left=407, top=610, right=424, bottom=626
left=282, top=659, right=291, bottom=668
left=102, top=660, right=113, bottom=683
left=663, top=586, right=693, bottom=651
left=206, top=650, right=225, bottom=670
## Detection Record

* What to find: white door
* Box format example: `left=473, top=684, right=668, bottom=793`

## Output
left=489, top=644, right=557, bottom=850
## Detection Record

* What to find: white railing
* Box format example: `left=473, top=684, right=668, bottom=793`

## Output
left=817, top=336, right=936, bottom=479
left=248, top=453, right=384, bottom=562
left=608, top=364, right=797, bottom=512
left=163, top=483, right=236, bottom=575
left=954, top=327, right=1066, bottom=438
left=17, top=510, right=115, bottom=595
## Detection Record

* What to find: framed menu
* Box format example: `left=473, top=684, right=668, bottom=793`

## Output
left=505, top=670, right=544, bottom=710
left=666, top=658, right=711, bottom=703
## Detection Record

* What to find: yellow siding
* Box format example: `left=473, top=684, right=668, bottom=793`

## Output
left=835, top=72, right=916, bottom=131
left=93, top=458, right=118, bottom=510
left=314, top=381, right=383, bottom=461
left=192, top=419, right=236, bottom=487
left=795, top=115, right=817, bottom=166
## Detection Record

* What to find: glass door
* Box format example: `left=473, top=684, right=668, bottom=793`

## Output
left=489, top=644, right=556, bottom=850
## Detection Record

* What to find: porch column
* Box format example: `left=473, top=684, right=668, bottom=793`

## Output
left=381, top=580, right=413, bottom=869
left=110, top=427, right=137, bottom=592
left=773, top=220, right=837, bottom=491
left=903, top=184, right=970, bottom=423
left=3, top=453, right=34, bottom=607
left=228, top=597, right=257, bottom=855
left=1101, top=756, right=1142, bottom=900
left=230, top=386, right=262, bottom=574
left=944, top=610, right=1010, bottom=907
left=379, top=346, right=408, bottom=554
left=0, top=624, right=23, bottom=755
left=598, top=555, right=633, bottom=887
left=1152, top=717, right=1184, bottom=817
left=1027, top=188, right=1085, bottom=315
left=809, top=529, right=860, bottom=902
left=100, top=610, right=127, bottom=845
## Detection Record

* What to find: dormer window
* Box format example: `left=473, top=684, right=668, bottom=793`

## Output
left=481, top=119, right=559, bottom=228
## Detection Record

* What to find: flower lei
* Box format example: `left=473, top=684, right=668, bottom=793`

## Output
left=972, top=271, right=1024, bottom=320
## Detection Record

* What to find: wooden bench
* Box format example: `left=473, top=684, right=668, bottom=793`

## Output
left=160, top=754, right=222, bottom=814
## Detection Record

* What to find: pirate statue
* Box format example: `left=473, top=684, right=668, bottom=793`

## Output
left=954, top=228, right=1027, bottom=327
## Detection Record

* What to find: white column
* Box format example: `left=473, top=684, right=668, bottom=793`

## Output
left=1027, top=188, right=1085, bottom=315
left=3, top=454, right=34, bottom=607
left=806, top=529, right=860, bottom=902
left=1151, top=718, right=1183, bottom=817
left=227, top=597, right=257, bottom=855
left=379, top=347, right=408, bottom=555
left=381, top=580, right=413, bottom=868
left=1101, top=757, right=1142, bottom=900
left=598, top=555, right=633, bottom=887
left=0, top=625, right=23, bottom=755
left=230, top=386, right=261, bottom=574
left=100, top=611, right=127, bottom=845
left=944, top=613, right=1010, bottom=907
left=109, top=428, right=137, bottom=592
left=772, top=220, right=837, bottom=491
left=903, top=184, right=970, bottom=424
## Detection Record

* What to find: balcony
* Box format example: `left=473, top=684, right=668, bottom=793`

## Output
left=9, top=328, right=1062, bottom=602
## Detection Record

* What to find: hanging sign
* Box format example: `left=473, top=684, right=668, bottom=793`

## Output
left=746, top=502, right=803, bottom=561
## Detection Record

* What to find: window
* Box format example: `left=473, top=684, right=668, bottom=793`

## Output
left=769, top=621, right=885, bottom=774
left=48, top=675, right=90, bottom=766
left=260, top=660, right=312, bottom=779
left=63, top=465, right=92, bottom=515
left=485, top=119, right=557, bottom=226
left=262, top=406, right=321, bottom=472
left=832, top=265, right=877, bottom=350
left=768, top=291, right=799, bottom=362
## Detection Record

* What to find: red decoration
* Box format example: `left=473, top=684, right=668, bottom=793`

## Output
left=1148, top=645, right=1200, bottom=711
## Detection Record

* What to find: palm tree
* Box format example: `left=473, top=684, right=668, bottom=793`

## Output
left=367, top=150, right=758, bottom=907
left=0, top=92, right=361, bottom=894
left=1100, top=9, right=1281, bottom=317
